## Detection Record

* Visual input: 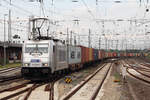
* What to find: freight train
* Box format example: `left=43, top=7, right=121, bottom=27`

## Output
left=21, top=39, right=141, bottom=79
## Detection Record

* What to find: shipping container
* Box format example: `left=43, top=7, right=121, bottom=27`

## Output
left=133, top=53, right=136, bottom=57
left=93, top=49, right=98, bottom=61
left=80, top=46, right=86, bottom=63
left=144, top=53, right=148, bottom=57
left=89, top=48, right=93, bottom=61
left=117, top=52, right=120, bottom=57
left=86, top=48, right=90, bottom=62
left=108, top=52, right=111, bottom=58
left=105, top=52, right=107, bottom=58
left=98, top=50, right=103, bottom=60
left=68, top=46, right=81, bottom=64
left=98, top=50, right=101, bottom=60
left=106, top=52, right=109, bottom=58
left=101, top=50, right=105, bottom=59
left=120, top=52, right=123, bottom=57
left=130, top=53, right=132, bottom=57
left=127, top=53, right=130, bottom=57
left=113, top=52, right=117, bottom=57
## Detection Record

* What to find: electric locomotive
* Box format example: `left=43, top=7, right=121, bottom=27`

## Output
left=21, top=39, right=68, bottom=79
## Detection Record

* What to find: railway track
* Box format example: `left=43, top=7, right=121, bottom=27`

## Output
left=125, top=59, right=150, bottom=73
left=122, top=60, right=150, bottom=85
left=0, top=76, right=60, bottom=100
left=0, top=67, right=22, bottom=83
left=0, top=75, right=22, bottom=83
left=61, top=63, right=113, bottom=100
left=126, top=68, right=150, bottom=84
left=0, top=67, right=21, bottom=74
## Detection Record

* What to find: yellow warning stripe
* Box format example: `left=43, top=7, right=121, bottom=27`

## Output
left=65, top=78, right=72, bottom=83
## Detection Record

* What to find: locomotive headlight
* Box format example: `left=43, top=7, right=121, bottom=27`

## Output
left=43, top=63, right=48, bottom=67
left=24, top=63, right=29, bottom=67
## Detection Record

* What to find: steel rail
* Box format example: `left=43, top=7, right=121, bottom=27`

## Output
left=140, top=63, right=150, bottom=68
left=49, top=82, right=54, bottom=100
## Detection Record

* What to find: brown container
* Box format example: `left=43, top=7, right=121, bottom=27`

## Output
left=108, top=52, right=111, bottom=58
left=89, top=48, right=93, bottom=61
left=80, top=46, right=86, bottom=64
left=98, top=50, right=101, bottom=59
left=114, top=52, right=117, bottom=57
left=105, top=52, right=107, bottom=58
left=102, top=50, right=105, bottom=58
left=99, top=50, right=104, bottom=59
left=85, top=47, right=89, bottom=62
left=127, top=53, right=130, bottom=57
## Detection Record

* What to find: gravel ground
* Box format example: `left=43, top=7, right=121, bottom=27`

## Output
left=56, top=60, right=134, bottom=100
left=99, top=62, right=133, bottom=100
left=122, top=58, right=150, bottom=100
left=126, top=58, right=150, bottom=100
left=56, top=62, right=104, bottom=100
left=127, top=76, right=150, bottom=100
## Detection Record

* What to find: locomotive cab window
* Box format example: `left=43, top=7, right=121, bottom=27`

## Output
left=25, top=44, right=48, bottom=53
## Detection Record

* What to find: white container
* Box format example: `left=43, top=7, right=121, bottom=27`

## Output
left=68, top=46, right=81, bottom=65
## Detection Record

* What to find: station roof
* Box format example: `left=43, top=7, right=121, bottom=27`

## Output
left=0, top=42, right=22, bottom=48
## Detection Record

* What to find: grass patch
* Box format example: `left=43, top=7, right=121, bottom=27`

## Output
left=0, top=63, right=21, bottom=69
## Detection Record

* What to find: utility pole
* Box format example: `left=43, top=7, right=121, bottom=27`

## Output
left=111, top=40, right=113, bottom=50
left=133, top=39, right=134, bottom=50
left=126, top=40, right=127, bottom=51
left=74, top=35, right=76, bottom=46
left=122, top=39, right=124, bottom=50
left=4, top=14, right=7, bottom=66
left=108, top=39, right=110, bottom=50
left=88, top=29, right=91, bottom=48
left=70, top=31, right=72, bottom=45
left=28, top=17, right=31, bottom=40
left=67, top=27, right=69, bottom=45
left=8, top=0, right=12, bottom=43
left=116, top=40, right=118, bottom=50
left=78, top=35, right=80, bottom=45
left=39, top=0, right=45, bottom=17
left=99, top=37, right=101, bottom=50
left=105, top=37, right=107, bottom=50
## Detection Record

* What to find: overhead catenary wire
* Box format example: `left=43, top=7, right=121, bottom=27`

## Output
left=2, top=0, right=38, bottom=16
left=81, top=0, right=96, bottom=19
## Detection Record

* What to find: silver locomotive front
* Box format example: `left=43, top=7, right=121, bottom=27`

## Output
left=21, top=40, right=54, bottom=79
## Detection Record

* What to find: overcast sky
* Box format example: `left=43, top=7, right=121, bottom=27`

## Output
left=0, top=0, right=150, bottom=49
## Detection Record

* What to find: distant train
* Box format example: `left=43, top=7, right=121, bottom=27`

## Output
left=21, top=39, right=142, bottom=79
